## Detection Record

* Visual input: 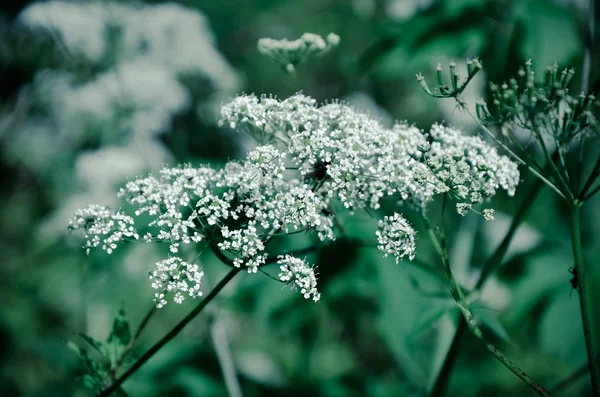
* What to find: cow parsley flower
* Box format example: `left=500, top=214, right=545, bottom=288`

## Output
left=68, top=204, right=138, bottom=254
left=376, top=213, right=417, bottom=262
left=220, top=94, right=435, bottom=211
left=420, top=124, right=520, bottom=217
left=258, top=32, right=340, bottom=72
left=277, top=255, right=321, bottom=301
left=149, top=257, right=204, bottom=308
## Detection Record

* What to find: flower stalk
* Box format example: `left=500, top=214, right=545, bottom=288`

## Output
left=425, top=195, right=552, bottom=397
left=569, top=204, right=600, bottom=396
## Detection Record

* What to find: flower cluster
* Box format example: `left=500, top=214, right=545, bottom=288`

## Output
left=376, top=213, right=417, bottom=263
left=420, top=124, right=520, bottom=217
left=220, top=94, right=436, bottom=212
left=258, top=32, right=340, bottom=72
left=68, top=205, right=138, bottom=255
left=149, top=257, right=204, bottom=308
left=277, top=255, right=321, bottom=301
left=70, top=92, right=520, bottom=307
left=116, top=144, right=333, bottom=275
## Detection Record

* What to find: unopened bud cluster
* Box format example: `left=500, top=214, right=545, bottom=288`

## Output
left=476, top=60, right=598, bottom=143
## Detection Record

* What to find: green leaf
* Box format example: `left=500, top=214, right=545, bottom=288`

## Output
left=515, top=0, right=581, bottom=69
left=473, top=309, right=512, bottom=344
left=65, top=339, right=106, bottom=381
left=409, top=305, right=455, bottom=338
left=107, top=308, right=131, bottom=351
left=79, top=333, right=108, bottom=359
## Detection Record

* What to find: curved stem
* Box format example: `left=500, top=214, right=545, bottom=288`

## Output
left=425, top=196, right=552, bottom=397
left=96, top=268, right=241, bottom=397
left=569, top=205, right=600, bottom=396
left=106, top=305, right=157, bottom=382
left=429, top=179, right=544, bottom=397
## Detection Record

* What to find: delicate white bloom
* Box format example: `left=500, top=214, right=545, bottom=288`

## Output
left=257, top=32, right=340, bottom=72
left=149, top=257, right=204, bottom=308
left=422, top=124, right=520, bottom=218
left=68, top=204, right=138, bottom=255
left=220, top=94, right=436, bottom=211
left=482, top=208, right=496, bottom=221
left=376, top=213, right=417, bottom=262
left=277, top=255, right=321, bottom=301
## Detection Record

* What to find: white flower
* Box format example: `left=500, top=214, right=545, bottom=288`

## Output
left=68, top=204, right=138, bottom=254
left=277, top=255, right=321, bottom=301
left=149, top=257, right=204, bottom=308
left=376, top=213, right=417, bottom=262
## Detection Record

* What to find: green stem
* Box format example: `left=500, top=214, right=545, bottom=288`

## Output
left=106, top=306, right=157, bottom=383
left=463, top=106, right=568, bottom=202
left=569, top=205, right=600, bottom=396
left=96, top=268, right=241, bottom=397
left=429, top=180, right=544, bottom=397
left=425, top=196, right=552, bottom=397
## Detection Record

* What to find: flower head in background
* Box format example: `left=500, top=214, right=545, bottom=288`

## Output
left=258, top=32, right=340, bottom=72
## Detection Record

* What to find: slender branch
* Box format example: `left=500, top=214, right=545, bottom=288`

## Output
left=584, top=183, right=600, bottom=201
left=569, top=205, right=600, bottom=395
left=529, top=118, right=574, bottom=200
left=106, top=306, right=157, bottom=382
left=429, top=179, right=544, bottom=397
left=580, top=155, right=600, bottom=200
left=462, top=106, right=568, bottom=201
left=96, top=268, right=241, bottom=397
left=424, top=196, right=552, bottom=397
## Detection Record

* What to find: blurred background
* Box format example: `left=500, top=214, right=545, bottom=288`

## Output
left=0, top=0, right=599, bottom=396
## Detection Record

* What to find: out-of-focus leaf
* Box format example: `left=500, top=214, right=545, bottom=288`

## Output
left=172, top=367, right=224, bottom=397
left=426, top=313, right=459, bottom=391
left=515, top=0, right=581, bottom=69
left=442, top=0, right=488, bottom=18
left=410, top=304, right=456, bottom=338
left=539, top=295, right=585, bottom=365
left=78, top=333, right=107, bottom=359
left=473, top=308, right=512, bottom=344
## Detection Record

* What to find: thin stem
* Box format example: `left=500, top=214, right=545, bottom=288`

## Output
left=584, top=183, right=600, bottom=201
left=580, top=155, right=600, bottom=199
left=106, top=305, right=157, bottom=382
left=425, top=196, right=552, bottom=397
left=462, top=106, right=568, bottom=201
left=569, top=205, right=600, bottom=395
left=530, top=119, right=574, bottom=200
left=429, top=179, right=544, bottom=397
left=96, top=268, right=241, bottom=397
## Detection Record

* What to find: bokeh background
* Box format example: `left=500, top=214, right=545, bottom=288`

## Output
left=1, top=0, right=599, bottom=396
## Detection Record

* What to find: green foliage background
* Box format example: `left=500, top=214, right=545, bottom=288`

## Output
left=0, top=0, right=599, bottom=396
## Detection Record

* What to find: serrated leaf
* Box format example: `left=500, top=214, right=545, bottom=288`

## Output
left=75, top=374, right=103, bottom=390
left=107, top=308, right=131, bottom=351
left=65, top=340, right=106, bottom=379
left=79, top=333, right=108, bottom=359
